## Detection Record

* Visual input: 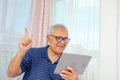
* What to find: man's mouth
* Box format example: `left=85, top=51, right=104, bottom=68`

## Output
left=56, top=46, right=64, bottom=51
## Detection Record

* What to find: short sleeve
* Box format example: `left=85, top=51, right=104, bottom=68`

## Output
left=20, top=49, right=32, bottom=73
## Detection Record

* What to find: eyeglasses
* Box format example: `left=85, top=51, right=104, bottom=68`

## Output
left=49, top=35, right=70, bottom=43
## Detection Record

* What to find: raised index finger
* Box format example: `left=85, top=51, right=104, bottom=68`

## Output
left=24, top=27, right=29, bottom=38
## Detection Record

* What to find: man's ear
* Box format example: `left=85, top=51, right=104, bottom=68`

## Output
left=47, top=35, right=49, bottom=40
left=46, top=35, right=50, bottom=44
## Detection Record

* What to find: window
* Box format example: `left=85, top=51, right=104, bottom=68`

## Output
left=52, top=0, right=100, bottom=80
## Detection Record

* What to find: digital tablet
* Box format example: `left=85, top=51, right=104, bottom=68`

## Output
left=54, top=53, right=91, bottom=75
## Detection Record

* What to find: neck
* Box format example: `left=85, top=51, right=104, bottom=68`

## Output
left=48, top=47, right=61, bottom=63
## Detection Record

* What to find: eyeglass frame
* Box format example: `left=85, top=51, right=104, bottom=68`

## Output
left=49, top=34, right=70, bottom=43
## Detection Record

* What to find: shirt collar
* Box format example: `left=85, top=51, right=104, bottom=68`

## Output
left=41, top=45, right=63, bottom=64
left=40, top=45, right=49, bottom=58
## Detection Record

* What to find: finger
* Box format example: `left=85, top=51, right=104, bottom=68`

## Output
left=60, top=73, right=70, bottom=80
left=19, top=38, right=28, bottom=46
left=24, top=27, right=28, bottom=38
left=19, top=39, right=32, bottom=49
left=67, top=66, right=76, bottom=73
left=67, top=66, right=78, bottom=79
left=61, top=70, right=72, bottom=76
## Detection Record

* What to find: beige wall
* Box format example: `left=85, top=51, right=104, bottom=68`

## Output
left=118, top=0, right=120, bottom=80
left=100, top=0, right=118, bottom=80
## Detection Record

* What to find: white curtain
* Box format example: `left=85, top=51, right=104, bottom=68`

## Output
left=30, top=0, right=52, bottom=47
left=0, top=0, right=52, bottom=79
left=0, top=0, right=32, bottom=80
left=52, top=0, right=100, bottom=80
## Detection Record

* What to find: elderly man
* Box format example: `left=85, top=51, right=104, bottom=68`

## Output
left=7, top=24, right=78, bottom=80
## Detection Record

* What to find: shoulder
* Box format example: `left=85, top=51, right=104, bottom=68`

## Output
left=27, top=45, right=48, bottom=57
left=29, top=46, right=47, bottom=53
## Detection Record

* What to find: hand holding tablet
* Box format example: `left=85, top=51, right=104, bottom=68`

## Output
left=54, top=53, right=91, bottom=75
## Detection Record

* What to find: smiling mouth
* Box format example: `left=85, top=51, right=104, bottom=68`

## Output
left=58, top=45, right=64, bottom=48
left=57, top=46, right=65, bottom=50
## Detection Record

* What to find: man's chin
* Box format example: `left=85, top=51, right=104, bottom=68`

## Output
left=56, top=50, right=63, bottom=55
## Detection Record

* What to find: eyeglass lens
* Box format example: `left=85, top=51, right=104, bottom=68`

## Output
left=50, top=35, right=70, bottom=43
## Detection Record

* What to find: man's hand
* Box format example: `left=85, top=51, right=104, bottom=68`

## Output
left=60, top=66, right=78, bottom=80
left=19, top=28, right=32, bottom=55
left=7, top=28, right=32, bottom=77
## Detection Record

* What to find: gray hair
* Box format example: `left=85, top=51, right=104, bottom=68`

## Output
left=47, top=24, right=68, bottom=35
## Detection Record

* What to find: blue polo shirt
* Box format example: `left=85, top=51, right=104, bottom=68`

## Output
left=20, top=45, right=63, bottom=80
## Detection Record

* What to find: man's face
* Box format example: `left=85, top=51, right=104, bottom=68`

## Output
left=47, top=27, right=69, bottom=55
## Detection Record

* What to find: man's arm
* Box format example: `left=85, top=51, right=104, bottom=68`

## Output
left=7, top=50, right=25, bottom=77
left=7, top=28, right=32, bottom=77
